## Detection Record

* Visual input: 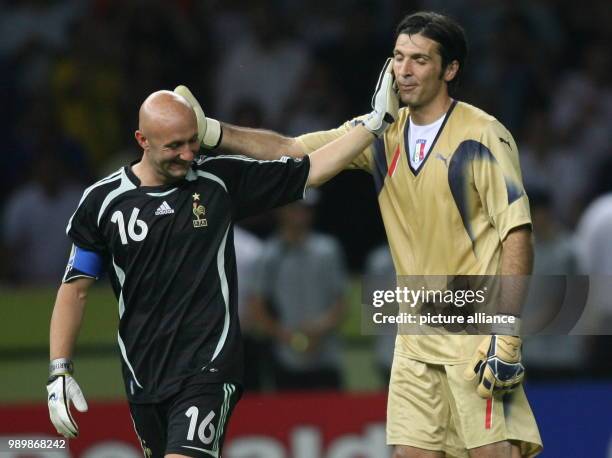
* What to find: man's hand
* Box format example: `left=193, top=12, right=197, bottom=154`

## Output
left=463, top=335, right=525, bottom=398
left=47, top=359, right=88, bottom=438
left=362, top=58, right=400, bottom=137
left=174, top=85, right=222, bottom=148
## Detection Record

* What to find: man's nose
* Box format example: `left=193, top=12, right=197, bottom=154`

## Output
left=396, top=59, right=413, bottom=78
left=180, top=145, right=195, bottom=162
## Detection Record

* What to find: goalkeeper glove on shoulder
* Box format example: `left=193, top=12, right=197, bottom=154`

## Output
left=47, top=358, right=88, bottom=438
left=174, top=85, right=222, bottom=149
left=464, top=318, right=525, bottom=398
left=362, top=58, right=400, bottom=137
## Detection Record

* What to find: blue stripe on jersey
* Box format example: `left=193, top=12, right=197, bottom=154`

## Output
left=372, top=137, right=387, bottom=195
left=71, top=245, right=104, bottom=277
left=448, top=140, right=525, bottom=246
left=448, top=140, right=496, bottom=245
left=506, top=180, right=524, bottom=205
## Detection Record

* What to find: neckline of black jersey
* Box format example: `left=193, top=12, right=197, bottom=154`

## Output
left=125, top=160, right=186, bottom=191
left=405, top=99, right=457, bottom=177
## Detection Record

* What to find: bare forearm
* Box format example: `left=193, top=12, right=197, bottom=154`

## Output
left=498, top=226, right=533, bottom=316
left=307, top=125, right=373, bottom=187
left=501, top=226, right=533, bottom=277
left=219, top=123, right=304, bottom=160
left=50, top=279, right=93, bottom=359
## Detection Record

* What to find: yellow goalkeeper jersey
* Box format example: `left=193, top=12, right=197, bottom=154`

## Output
left=297, top=101, right=532, bottom=363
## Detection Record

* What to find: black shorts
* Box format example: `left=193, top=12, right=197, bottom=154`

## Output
left=129, top=381, right=242, bottom=458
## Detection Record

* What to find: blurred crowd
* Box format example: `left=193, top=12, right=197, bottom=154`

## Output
left=1, top=0, right=611, bottom=385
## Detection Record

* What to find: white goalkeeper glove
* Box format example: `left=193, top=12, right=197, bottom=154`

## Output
left=174, top=85, right=222, bottom=149
left=47, top=359, right=88, bottom=438
left=464, top=334, right=525, bottom=399
left=362, top=58, right=400, bottom=137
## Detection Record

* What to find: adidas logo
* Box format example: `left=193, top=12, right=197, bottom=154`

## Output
left=155, top=201, right=174, bottom=216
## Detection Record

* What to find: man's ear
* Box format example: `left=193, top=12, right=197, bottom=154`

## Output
left=444, top=60, right=459, bottom=83
left=135, top=130, right=148, bottom=150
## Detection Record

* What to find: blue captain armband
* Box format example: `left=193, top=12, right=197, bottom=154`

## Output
left=62, top=244, right=104, bottom=282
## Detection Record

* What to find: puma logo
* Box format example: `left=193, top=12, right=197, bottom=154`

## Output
left=499, top=137, right=512, bottom=150
left=435, top=153, right=449, bottom=167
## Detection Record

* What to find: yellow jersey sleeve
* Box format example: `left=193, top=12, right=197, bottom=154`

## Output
left=473, top=121, right=532, bottom=241
left=295, top=116, right=374, bottom=172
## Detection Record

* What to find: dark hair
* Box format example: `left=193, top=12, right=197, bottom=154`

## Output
left=395, top=11, right=468, bottom=92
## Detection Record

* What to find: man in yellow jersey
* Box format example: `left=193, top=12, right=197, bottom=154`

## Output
left=177, top=11, right=542, bottom=458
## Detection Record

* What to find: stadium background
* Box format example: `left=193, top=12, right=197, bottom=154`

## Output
left=0, top=0, right=610, bottom=456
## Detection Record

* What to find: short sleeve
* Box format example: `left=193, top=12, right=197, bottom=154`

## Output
left=296, top=116, right=375, bottom=172
left=63, top=243, right=105, bottom=282
left=473, top=121, right=532, bottom=241
left=200, top=155, right=311, bottom=221
left=66, top=193, right=108, bottom=254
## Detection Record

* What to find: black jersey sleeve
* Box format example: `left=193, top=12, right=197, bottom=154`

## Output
left=66, top=191, right=108, bottom=255
left=199, top=155, right=310, bottom=220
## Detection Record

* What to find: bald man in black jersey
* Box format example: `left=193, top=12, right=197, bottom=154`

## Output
left=46, top=59, right=398, bottom=458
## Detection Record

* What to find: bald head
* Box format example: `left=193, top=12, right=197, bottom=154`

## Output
left=133, top=90, right=200, bottom=185
left=138, top=90, right=195, bottom=137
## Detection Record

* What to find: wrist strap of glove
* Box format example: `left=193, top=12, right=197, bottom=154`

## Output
left=357, top=120, right=379, bottom=138
left=204, top=118, right=222, bottom=149
left=49, top=358, right=74, bottom=379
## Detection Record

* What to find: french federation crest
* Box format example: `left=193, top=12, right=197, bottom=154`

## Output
left=192, top=193, right=208, bottom=228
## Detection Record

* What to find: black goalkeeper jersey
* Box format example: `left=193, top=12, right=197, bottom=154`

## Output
left=64, top=154, right=310, bottom=403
